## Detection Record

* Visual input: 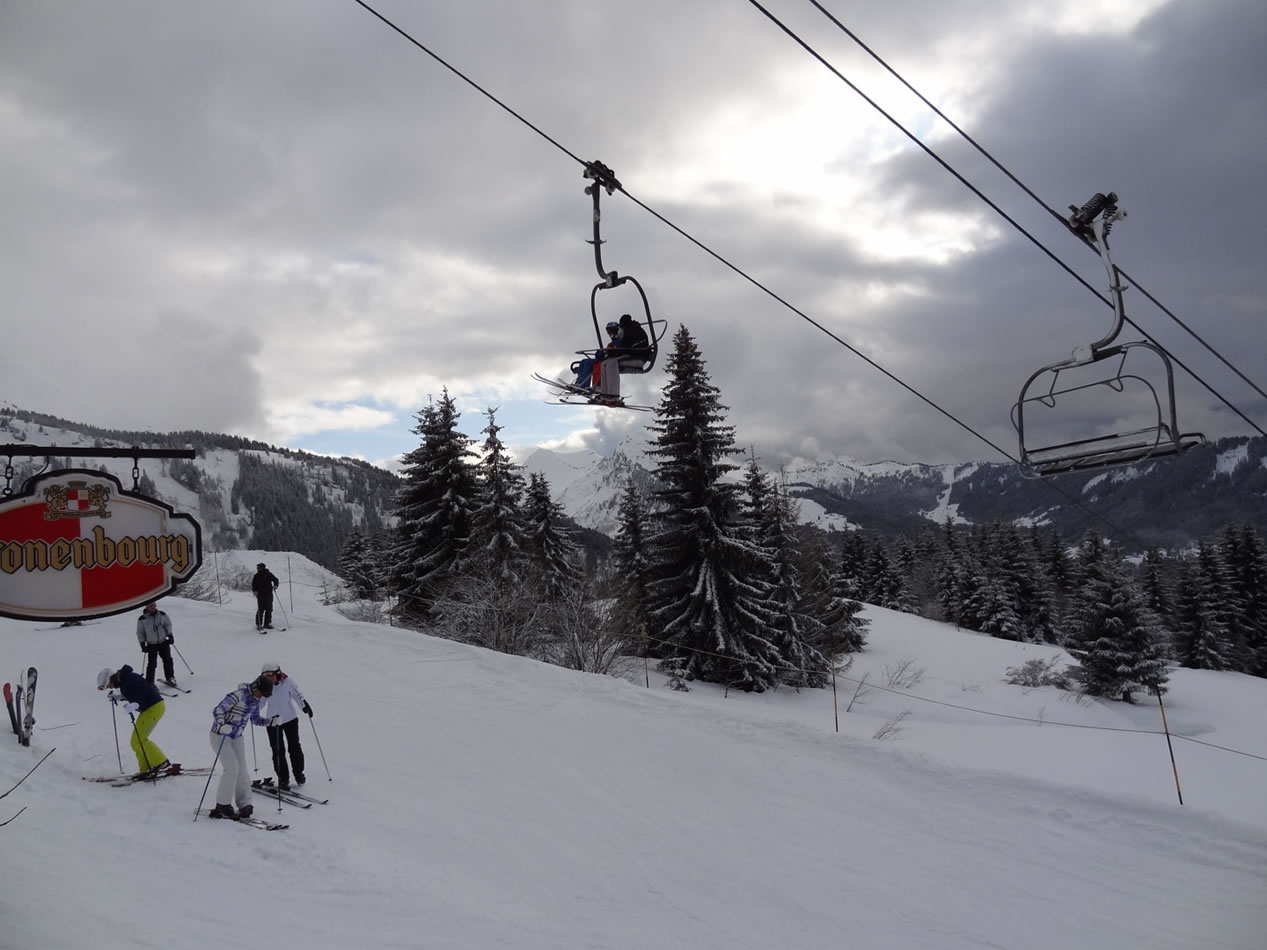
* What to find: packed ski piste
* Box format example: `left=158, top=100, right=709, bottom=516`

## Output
left=2, top=550, right=1265, bottom=949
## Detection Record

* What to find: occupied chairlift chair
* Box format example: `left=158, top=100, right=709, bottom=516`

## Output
left=570, top=161, right=667, bottom=383
left=1012, top=192, right=1205, bottom=477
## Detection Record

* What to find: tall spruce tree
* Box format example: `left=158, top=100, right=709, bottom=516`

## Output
left=523, top=471, right=581, bottom=598
left=797, top=531, right=868, bottom=659
left=741, top=461, right=830, bottom=688
left=1064, top=531, right=1170, bottom=702
left=469, top=408, right=526, bottom=581
left=1172, top=559, right=1233, bottom=671
left=390, top=391, right=480, bottom=616
left=1232, top=524, right=1267, bottom=676
left=645, top=325, right=785, bottom=691
left=611, top=474, right=653, bottom=647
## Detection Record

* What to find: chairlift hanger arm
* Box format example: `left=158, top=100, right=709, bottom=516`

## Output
left=583, top=160, right=625, bottom=286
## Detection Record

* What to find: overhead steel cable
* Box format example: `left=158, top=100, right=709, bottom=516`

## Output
left=745, top=0, right=1264, bottom=439
left=803, top=0, right=1267, bottom=413
left=345, top=0, right=1150, bottom=536
left=349, top=0, right=587, bottom=168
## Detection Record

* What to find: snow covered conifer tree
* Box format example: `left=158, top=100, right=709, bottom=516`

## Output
left=796, top=530, right=868, bottom=662
left=1064, top=531, right=1170, bottom=702
left=523, top=471, right=581, bottom=598
left=644, top=325, right=785, bottom=691
left=1171, top=559, right=1233, bottom=671
left=468, top=408, right=527, bottom=581
left=741, top=459, right=829, bottom=688
left=390, top=390, right=480, bottom=617
left=611, top=474, right=653, bottom=647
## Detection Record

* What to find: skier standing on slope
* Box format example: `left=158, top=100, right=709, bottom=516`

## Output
left=208, top=675, right=277, bottom=820
left=136, top=601, right=178, bottom=687
left=258, top=661, right=312, bottom=790
left=252, top=562, right=280, bottom=630
left=97, top=666, right=168, bottom=774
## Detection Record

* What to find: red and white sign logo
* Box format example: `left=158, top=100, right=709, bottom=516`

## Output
left=0, top=469, right=203, bottom=622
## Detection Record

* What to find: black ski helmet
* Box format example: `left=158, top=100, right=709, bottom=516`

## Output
left=251, top=675, right=274, bottom=697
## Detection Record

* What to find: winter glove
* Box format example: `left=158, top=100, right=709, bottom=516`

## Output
left=302, top=702, right=313, bottom=717
left=166, top=635, right=174, bottom=644
left=108, top=692, right=119, bottom=706
left=215, top=722, right=235, bottom=736
left=123, top=702, right=139, bottom=714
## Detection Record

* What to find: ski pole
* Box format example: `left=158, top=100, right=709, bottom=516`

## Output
left=194, top=734, right=226, bottom=822
left=308, top=715, right=332, bottom=781
left=172, top=643, right=194, bottom=676
left=108, top=695, right=123, bottom=773
left=251, top=723, right=258, bottom=772
left=127, top=709, right=156, bottom=783
left=276, top=600, right=289, bottom=629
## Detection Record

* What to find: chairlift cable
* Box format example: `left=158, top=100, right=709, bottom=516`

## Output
left=802, top=0, right=1267, bottom=411
left=750, top=0, right=1263, bottom=439
left=343, top=0, right=1159, bottom=535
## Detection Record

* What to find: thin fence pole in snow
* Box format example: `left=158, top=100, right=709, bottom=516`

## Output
left=641, top=624, right=649, bottom=688
left=1153, top=684, right=1184, bottom=806
left=213, top=552, right=223, bottom=607
left=287, top=556, right=294, bottom=613
left=830, top=643, right=840, bottom=734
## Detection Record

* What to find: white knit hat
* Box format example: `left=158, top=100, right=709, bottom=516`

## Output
left=260, top=662, right=281, bottom=673
left=96, top=668, right=113, bottom=689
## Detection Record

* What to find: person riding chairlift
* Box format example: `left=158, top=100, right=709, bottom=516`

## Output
left=595, top=313, right=650, bottom=406
left=571, top=321, right=622, bottom=390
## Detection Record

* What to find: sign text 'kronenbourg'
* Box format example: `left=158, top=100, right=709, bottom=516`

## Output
left=0, top=469, right=203, bottom=622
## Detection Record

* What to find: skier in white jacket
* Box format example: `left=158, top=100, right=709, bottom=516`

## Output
left=259, top=662, right=312, bottom=789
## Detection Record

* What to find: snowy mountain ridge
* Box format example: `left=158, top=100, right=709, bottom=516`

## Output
left=524, top=432, right=1267, bottom=550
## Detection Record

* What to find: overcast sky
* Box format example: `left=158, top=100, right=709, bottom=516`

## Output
left=2, top=0, right=1263, bottom=470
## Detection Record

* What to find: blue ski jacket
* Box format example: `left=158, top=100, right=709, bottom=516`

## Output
left=116, top=665, right=163, bottom=713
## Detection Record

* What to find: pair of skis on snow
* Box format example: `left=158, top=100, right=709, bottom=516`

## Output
left=3, top=668, right=37, bottom=746
left=85, top=764, right=293, bottom=831
left=251, top=777, right=328, bottom=809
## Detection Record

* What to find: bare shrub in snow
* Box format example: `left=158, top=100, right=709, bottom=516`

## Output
left=335, top=598, right=391, bottom=625
left=845, top=669, right=872, bottom=713
left=873, top=709, right=912, bottom=741
left=883, top=656, right=925, bottom=690
left=430, top=570, right=550, bottom=657
left=171, top=572, right=222, bottom=604
left=1005, top=657, right=1071, bottom=690
left=541, top=588, right=628, bottom=675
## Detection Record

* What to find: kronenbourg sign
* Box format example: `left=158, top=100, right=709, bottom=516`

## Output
left=0, top=469, right=203, bottom=622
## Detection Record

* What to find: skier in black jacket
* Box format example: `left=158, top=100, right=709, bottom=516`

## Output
left=252, top=562, right=280, bottom=630
left=596, top=313, right=652, bottom=406
left=97, top=665, right=168, bottom=774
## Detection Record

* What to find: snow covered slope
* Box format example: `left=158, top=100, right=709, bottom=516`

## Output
left=1, top=552, right=1264, bottom=949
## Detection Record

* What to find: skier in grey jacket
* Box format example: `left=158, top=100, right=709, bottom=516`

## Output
left=136, top=602, right=177, bottom=687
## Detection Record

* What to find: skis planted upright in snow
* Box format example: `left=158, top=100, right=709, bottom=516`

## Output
left=3, top=684, right=20, bottom=741
left=20, top=668, right=36, bottom=746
